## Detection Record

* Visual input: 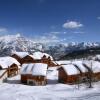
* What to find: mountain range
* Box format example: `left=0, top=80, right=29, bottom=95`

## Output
left=0, top=34, right=100, bottom=60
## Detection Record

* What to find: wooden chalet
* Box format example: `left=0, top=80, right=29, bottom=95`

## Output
left=58, top=60, right=100, bottom=84
left=0, top=57, right=20, bottom=77
left=20, top=63, right=48, bottom=86
left=21, top=51, right=58, bottom=67
left=58, top=64, right=81, bottom=84
left=11, top=51, right=29, bottom=64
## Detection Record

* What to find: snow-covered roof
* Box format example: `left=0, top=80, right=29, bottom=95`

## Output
left=72, top=61, right=88, bottom=73
left=0, top=62, right=7, bottom=69
left=31, top=52, right=53, bottom=60
left=61, top=64, right=79, bottom=75
left=43, top=53, right=53, bottom=60
left=20, top=63, right=48, bottom=76
left=48, top=67, right=58, bottom=71
left=12, top=51, right=29, bottom=58
left=21, top=63, right=33, bottom=74
left=83, top=60, right=100, bottom=73
left=0, top=57, right=20, bottom=69
left=55, top=60, right=71, bottom=65
left=32, top=63, right=48, bottom=76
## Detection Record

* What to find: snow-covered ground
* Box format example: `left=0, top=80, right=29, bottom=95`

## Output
left=1, top=67, right=100, bottom=100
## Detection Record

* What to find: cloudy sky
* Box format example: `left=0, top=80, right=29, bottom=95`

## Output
left=0, top=0, right=100, bottom=43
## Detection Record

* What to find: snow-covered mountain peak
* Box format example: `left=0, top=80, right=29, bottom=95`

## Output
left=0, top=34, right=43, bottom=56
left=0, top=34, right=100, bottom=59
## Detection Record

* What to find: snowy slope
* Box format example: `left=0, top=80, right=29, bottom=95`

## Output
left=0, top=67, right=100, bottom=100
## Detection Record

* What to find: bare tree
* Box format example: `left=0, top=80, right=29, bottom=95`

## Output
left=83, top=60, right=93, bottom=88
left=76, top=60, right=94, bottom=89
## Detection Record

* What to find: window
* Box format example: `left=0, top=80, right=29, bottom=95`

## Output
left=27, top=79, right=35, bottom=85
left=59, top=78, right=64, bottom=83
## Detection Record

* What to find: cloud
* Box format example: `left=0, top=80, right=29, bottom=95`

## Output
left=0, top=27, right=7, bottom=33
left=33, top=35, right=60, bottom=43
left=50, top=32, right=60, bottom=35
left=97, top=17, right=100, bottom=20
left=63, top=21, right=83, bottom=29
left=49, top=31, right=68, bottom=35
left=32, top=32, right=67, bottom=44
left=73, top=31, right=85, bottom=34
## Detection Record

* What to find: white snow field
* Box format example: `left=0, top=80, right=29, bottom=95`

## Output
left=1, top=67, right=100, bottom=100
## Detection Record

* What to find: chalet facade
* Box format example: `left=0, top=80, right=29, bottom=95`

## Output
left=20, top=63, right=48, bottom=86
left=0, top=57, right=20, bottom=77
left=7, top=63, right=19, bottom=77
left=58, top=64, right=81, bottom=84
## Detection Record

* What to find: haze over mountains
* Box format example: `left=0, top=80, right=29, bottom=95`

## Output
left=0, top=34, right=100, bottom=59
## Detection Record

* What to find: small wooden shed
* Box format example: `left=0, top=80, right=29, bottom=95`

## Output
left=58, top=64, right=81, bottom=84
left=20, top=63, right=48, bottom=86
